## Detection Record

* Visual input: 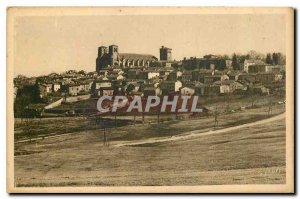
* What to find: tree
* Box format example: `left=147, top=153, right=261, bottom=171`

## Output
left=218, top=54, right=230, bottom=60
left=236, top=54, right=250, bottom=67
left=279, top=54, right=286, bottom=65
left=138, top=83, right=145, bottom=92
left=14, top=84, right=42, bottom=118
left=78, top=70, right=87, bottom=75
left=268, top=100, right=273, bottom=117
left=272, top=53, right=279, bottom=65
left=126, top=84, right=136, bottom=93
left=14, top=94, right=31, bottom=118
left=231, top=53, right=240, bottom=70
left=272, top=52, right=285, bottom=65
left=23, top=118, right=34, bottom=142
left=214, top=107, right=219, bottom=128
left=266, top=53, right=273, bottom=64
left=248, top=50, right=265, bottom=60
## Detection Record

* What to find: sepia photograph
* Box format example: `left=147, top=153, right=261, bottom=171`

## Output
left=6, top=7, right=294, bottom=193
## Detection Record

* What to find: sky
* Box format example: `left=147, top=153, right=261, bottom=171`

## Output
left=14, top=14, right=286, bottom=77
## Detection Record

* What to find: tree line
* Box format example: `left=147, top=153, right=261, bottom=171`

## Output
left=231, top=51, right=285, bottom=70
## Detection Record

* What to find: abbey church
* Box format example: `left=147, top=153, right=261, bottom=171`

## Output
left=96, top=45, right=172, bottom=71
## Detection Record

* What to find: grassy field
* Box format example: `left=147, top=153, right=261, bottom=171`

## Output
left=14, top=94, right=285, bottom=142
left=14, top=103, right=286, bottom=186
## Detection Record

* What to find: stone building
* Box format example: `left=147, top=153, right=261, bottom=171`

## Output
left=159, top=46, right=172, bottom=61
left=243, top=59, right=265, bottom=73
left=96, top=45, right=158, bottom=71
left=160, top=80, right=182, bottom=95
left=248, top=64, right=272, bottom=73
left=181, top=55, right=231, bottom=71
left=254, top=73, right=275, bottom=84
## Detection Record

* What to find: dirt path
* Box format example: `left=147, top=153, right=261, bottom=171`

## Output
left=114, top=113, right=285, bottom=147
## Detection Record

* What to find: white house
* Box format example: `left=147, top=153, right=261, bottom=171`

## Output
left=220, top=74, right=229, bottom=81
left=52, top=83, right=61, bottom=92
left=117, top=74, right=125, bottom=80
left=244, top=59, right=265, bottom=73
left=176, top=71, right=183, bottom=77
left=39, top=83, right=53, bottom=98
left=214, top=80, right=236, bottom=94
left=148, top=71, right=160, bottom=79
left=180, top=86, right=195, bottom=95
left=102, top=76, right=109, bottom=81
left=94, top=81, right=112, bottom=90
left=175, top=80, right=183, bottom=92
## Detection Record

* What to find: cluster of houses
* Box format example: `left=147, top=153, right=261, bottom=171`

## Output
left=14, top=56, right=285, bottom=104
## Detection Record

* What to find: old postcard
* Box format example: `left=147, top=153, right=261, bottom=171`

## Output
left=7, top=7, right=294, bottom=193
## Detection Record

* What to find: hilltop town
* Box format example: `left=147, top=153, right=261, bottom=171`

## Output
left=13, top=45, right=286, bottom=118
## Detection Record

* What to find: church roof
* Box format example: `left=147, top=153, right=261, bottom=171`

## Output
left=118, top=53, right=158, bottom=61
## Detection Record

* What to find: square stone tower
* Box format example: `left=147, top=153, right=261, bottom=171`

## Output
left=160, top=46, right=172, bottom=61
